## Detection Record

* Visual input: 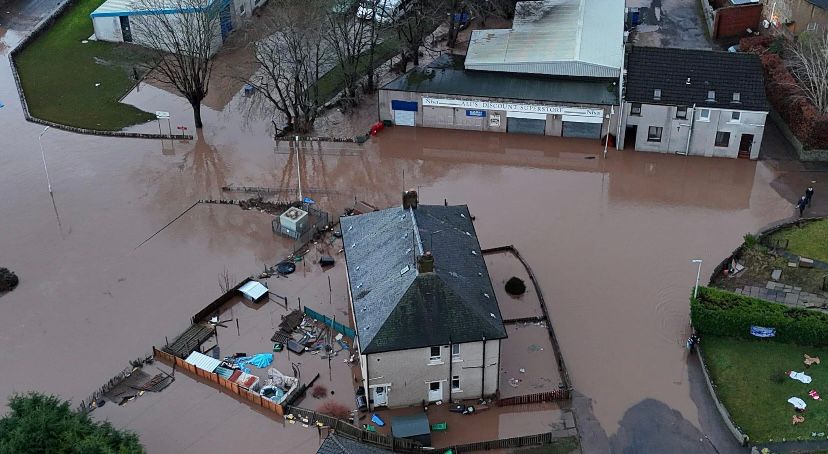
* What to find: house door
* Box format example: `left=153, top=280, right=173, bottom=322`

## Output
left=372, top=385, right=388, bottom=407
left=427, top=381, right=443, bottom=402
left=738, top=134, right=754, bottom=159
left=119, top=16, right=132, bottom=43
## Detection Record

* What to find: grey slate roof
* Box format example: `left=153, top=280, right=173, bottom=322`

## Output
left=382, top=54, right=619, bottom=105
left=316, top=434, right=390, bottom=454
left=341, top=204, right=507, bottom=354
left=807, top=0, right=828, bottom=10
left=625, top=46, right=768, bottom=111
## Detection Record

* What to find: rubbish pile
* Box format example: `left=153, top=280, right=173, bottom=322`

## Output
left=270, top=311, right=352, bottom=360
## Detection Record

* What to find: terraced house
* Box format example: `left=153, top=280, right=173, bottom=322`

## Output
left=621, top=46, right=769, bottom=159
left=341, top=192, right=506, bottom=409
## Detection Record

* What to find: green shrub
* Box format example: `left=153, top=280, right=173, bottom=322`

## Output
left=691, top=286, right=828, bottom=346
left=743, top=233, right=758, bottom=248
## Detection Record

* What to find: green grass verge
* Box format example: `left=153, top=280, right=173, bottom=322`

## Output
left=15, top=0, right=155, bottom=130
left=313, top=36, right=401, bottom=105
left=703, top=335, right=828, bottom=443
left=770, top=219, right=828, bottom=263
left=513, top=437, right=580, bottom=454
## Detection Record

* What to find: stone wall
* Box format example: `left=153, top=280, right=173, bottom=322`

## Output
left=769, top=109, right=828, bottom=162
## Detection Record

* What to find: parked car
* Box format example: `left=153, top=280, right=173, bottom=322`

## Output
left=357, top=0, right=403, bottom=24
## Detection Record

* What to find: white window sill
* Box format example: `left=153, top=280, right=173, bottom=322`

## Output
left=727, top=121, right=741, bottom=125
left=428, top=360, right=444, bottom=366
left=452, top=358, right=462, bottom=363
left=697, top=118, right=710, bottom=122
left=452, top=389, right=462, bottom=393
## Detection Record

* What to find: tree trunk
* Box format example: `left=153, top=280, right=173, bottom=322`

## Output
left=191, top=99, right=204, bottom=129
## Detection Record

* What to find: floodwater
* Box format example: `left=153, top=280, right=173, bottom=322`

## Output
left=0, top=5, right=811, bottom=453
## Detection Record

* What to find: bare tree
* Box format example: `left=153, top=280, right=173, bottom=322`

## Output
left=325, top=3, right=372, bottom=107
left=394, top=0, right=445, bottom=70
left=241, top=0, right=329, bottom=133
left=787, top=31, right=828, bottom=114
left=131, top=0, right=221, bottom=128
left=218, top=265, right=235, bottom=293
left=445, top=0, right=516, bottom=47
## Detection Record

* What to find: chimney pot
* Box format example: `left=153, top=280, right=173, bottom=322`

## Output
left=402, top=189, right=419, bottom=209
left=417, top=251, right=434, bottom=273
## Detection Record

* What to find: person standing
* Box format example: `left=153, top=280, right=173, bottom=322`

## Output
left=797, top=196, right=808, bottom=217
left=806, top=184, right=815, bottom=206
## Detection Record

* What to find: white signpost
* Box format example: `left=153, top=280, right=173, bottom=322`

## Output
left=155, top=111, right=172, bottom=136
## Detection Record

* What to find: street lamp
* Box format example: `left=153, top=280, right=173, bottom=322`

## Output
left=38, top=126, right=53, bottom=194
left=691, top=259, right=703, bottom=299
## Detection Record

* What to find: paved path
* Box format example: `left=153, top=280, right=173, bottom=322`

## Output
left=735, top=281, right=828, bottom=309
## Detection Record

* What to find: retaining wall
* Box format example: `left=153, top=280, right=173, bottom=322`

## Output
left=769, top=110, right=828, bottom=162
left=8, top=0, right=192, bottom=140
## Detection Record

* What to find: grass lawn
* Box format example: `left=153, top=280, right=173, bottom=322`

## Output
left=15, top=0, right=155, bottom=130
left=313, top=36, right=401, bottom=105
left=703, top=335, right=828, bottom=442
left=770, top=219, right=828, bottom=263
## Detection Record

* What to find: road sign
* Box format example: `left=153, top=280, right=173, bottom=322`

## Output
left=155, top=111, right=170, bottom=119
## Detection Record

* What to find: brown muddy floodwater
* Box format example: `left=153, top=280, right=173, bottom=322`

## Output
left=0, top=14, right=799, bottom=453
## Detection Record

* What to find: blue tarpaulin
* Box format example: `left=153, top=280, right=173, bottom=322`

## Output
left=235, top=353, right=273, bottom=373
left=303, top=197, right=315, bottom=204
left=750, top=326, right=776, bottom=338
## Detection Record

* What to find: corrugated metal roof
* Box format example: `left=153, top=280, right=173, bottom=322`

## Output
left=91, top=0, right=214, bottom=18
left=239, top=281, right=268, bottom=300
left=382, top=54, right=619, bottom=105
left=185, top=351, right=221, bottom=373
left=464, top=0, right=623, bottom=77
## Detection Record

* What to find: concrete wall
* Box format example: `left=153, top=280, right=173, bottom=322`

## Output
left=378, top=89, right=615, bottom=138
left=363, top=339, right=500, bottom=408
left=623, top=102, right=766, bottom=159
left=92, top=16, right=122, bottom=42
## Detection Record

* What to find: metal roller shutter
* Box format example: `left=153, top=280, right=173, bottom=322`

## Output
left=561, top=114, right=602, bottom=139
left=391, top=100, right=418, bottom=127
left=506, top=117, right=545, bottom=135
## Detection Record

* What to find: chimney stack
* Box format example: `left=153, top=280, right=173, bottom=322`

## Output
left=417, top=251, right=434, bottom=273
left=402, top=189, right=419, bottom=210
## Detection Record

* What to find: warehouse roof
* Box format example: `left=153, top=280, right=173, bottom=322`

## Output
left=464, top=0, right=625, bottom=78
left=625, top=47, right=768, bottom=111
left=316, top=434, right=390, bottom=454
left=341, top=203, right=506, bottom=355
left=382, top=55, right=618, bottom=105
left=91, top=0, right=215, bottom=18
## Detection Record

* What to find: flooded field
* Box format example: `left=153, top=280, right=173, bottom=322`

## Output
left=0, top=6, right=810, bottom=452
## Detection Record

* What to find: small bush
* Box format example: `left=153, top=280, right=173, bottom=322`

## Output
left=743, top=233, right=758, bottom=248
left=691, top=286, right=828, bottom=346
left=319, top=400, right=351, bottom=419
left=505, top=277, right=527, bottom=296
left=311, top=385, right=328, bottom=398
left=0, top=268, right=19, bottom=292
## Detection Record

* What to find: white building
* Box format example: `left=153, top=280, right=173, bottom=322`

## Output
left=90, top=0, right=262, bottom=55
left=621, top=46, right=769, bottom=159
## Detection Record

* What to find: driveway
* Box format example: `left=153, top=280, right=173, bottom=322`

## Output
left=627, top=0, right=714, bottom=49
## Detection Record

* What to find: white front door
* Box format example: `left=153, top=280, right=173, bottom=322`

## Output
left=372, top=385, right=388, bottom=407
left=427, top=381, right=443, bottom=402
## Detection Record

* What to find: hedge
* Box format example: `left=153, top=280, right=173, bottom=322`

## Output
left=740, top=36, right=828, bottom=149
left=691, top=286, right=828, bottom=346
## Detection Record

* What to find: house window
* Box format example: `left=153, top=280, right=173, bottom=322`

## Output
left=808, top=22, right=819, bottom=31
left=451, top=375, right=461, bottom=391
left=676, top=106, right=687, bottom=119
left=715, top=131, right=731, bottom=147
left=707, top=90, right=716, bottom=102
left=730, top=111, right=741, bottom=123
left=647, top=126, right=663, bottom=142
left=732, top=92, right=741, bottom=103
left=653, top=89, right=662, bottom=101
left=630, top=103, right=642, bottom=116
left=451, top=344, right=460, bottom=360
left=698, top=109, right=711, bottom=121
left=429, top=346, right=441, bottom=362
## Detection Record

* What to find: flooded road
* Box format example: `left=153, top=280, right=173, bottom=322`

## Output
left=0, top=6, right=812, bottom=452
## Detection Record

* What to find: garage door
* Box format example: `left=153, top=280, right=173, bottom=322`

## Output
left=391, top=100, right=417, bottom=127
left=561, top=115, right=602, bottom=139
left=507, top=117, right=545, bottom=135
left=422, top=106, right=454, bottom=128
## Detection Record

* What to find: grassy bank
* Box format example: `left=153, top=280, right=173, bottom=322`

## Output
left=15, top=0, right=155, bottom=130
left=703, top=335, right=828, bottom=442
left=514, top=437, right=580, bottom=454
left=770, top=219, right=828, bottom=263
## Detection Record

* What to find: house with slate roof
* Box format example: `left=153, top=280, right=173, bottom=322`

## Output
left=621, top=46, right=768, bottom=159
left=340, top=191, right=506, bottom=409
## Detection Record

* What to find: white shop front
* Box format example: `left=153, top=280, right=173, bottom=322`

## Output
left=418, top=97, right=605, bottom=138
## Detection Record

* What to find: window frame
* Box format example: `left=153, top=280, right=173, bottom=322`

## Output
left=698, top=109, right=711, bottom=122
left=630, top=103, right=642, bottom=116
left=451, top=343, right=461, bottom=360
left=429, top=346, right=441, bottom=362
left=730, top=111, right=741, bottom=123
left=715, top=131, right=731, bottom=147
left=675, top=106, right=687, bottom=120
left=807, top=22, right=819, bottom=32
left=707, top=90, right=716, bottom=102
left=451, top=375, right=461, bottom=391
left=647, top=126, right=663, bottom=142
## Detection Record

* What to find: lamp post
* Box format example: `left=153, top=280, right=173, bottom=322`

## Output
left=691, top=259, right=703, bottom=299
left=38, top=126, right=53, bottom=194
